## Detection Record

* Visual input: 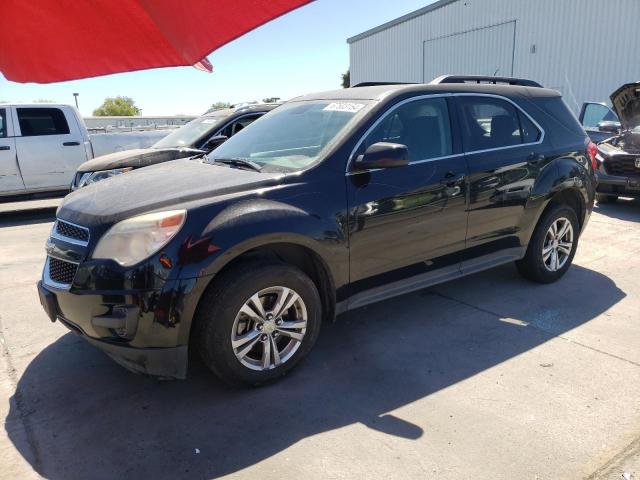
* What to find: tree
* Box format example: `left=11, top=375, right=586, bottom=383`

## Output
left=93, top=96, right=141, bottom=116
left=262, top=97, right=280, bottom=103
left=341, top=69, right=350, bottom=88
left=33, top=99, right=55, bottom=103
left=210, top=101, right=231, bottom=110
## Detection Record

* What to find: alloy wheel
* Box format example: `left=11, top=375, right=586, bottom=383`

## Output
left=542, top=217, right=574, bottom=272
left=231, top=286, right=307, bottom=371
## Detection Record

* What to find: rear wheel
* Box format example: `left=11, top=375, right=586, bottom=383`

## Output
left=596, top=193, right=618, bottom=204
left=194, top=261, right=321, bottom=387
left=516, top=205, right=579, bottom=284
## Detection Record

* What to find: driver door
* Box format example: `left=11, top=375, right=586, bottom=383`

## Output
left=346, top=96, right=468, bottom=304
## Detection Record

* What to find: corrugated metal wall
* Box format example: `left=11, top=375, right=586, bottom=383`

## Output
left=348, top=0, right=640, bottom=112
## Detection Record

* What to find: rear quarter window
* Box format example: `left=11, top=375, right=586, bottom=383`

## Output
left=17, top=108, right=70, bottom=136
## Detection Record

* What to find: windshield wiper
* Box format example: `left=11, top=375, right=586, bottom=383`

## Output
left=212, top=158, right=262, bottom=172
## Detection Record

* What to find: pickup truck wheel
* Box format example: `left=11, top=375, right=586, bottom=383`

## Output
left=516, top=205, right=579, bottom=284
left=596, top=193, right=617, bottom=204
left=194, top=261, right=321, bottom=387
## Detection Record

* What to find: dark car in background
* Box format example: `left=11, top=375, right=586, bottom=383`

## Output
left=38, top=76, right=595, bottom=386
left=70, top=103, right=279, bottom=189
left=580, top=82, right=640, bottom=202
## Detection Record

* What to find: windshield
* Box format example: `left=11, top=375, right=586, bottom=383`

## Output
left=207, top=100, right=372, bottom=172
left=153, top=114, right=228, bottom=149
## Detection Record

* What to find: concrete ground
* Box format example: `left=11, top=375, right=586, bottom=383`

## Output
left=1, top=199, right=639, bottom=480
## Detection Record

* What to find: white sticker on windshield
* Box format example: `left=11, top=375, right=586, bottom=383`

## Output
left=201, top=119, right=218, bottom=124
left=323, top=103, right=365, bottom=113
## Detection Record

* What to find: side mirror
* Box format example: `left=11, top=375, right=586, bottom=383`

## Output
left=203, top=135, right=228, bottom=151
left=354, top=142, right=409, bottom=170
left=597, top=121, right=621, bottom=134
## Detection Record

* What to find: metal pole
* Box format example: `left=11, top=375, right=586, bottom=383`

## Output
left=73, top=93, right=79, bottom=109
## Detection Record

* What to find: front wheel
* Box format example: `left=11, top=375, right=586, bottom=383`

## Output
left=516, top=205, right=580, bottom=284
left=194, top=261, right=322, bottom=387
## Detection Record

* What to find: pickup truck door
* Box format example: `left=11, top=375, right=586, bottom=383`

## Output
left=0, top=107, right=24, bottom=195
left=12, top=106, right=88, bottom=190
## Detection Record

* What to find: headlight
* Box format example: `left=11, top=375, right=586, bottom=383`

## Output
left=92, top=210, right=186, bottom=267
left=75, top=167, right=133, bottom=189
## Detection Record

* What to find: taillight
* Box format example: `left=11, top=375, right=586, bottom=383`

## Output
left=587, top=142, right=598, bottom=172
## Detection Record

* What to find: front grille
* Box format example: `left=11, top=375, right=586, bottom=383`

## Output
left=605, top=155, right=640, bottom=177
left=55, top=220, right=90, bottom=243
left=48, top=257, right=78, bottom=286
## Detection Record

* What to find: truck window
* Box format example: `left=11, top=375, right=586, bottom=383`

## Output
left=0, top=109, right=6, bottom=138
left=17, top=108, right=70, bottom=136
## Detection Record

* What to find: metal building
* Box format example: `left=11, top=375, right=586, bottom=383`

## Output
left=348, top=0, right=640, bottom=112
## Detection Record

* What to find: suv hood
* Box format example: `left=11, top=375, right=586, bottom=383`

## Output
left=59, top=159, right=282, bottom=227
left=611, top=82, right=640, bottom=131
left=77, top=147, right=204, bottom=173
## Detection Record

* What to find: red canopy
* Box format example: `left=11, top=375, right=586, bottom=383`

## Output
left=0, top=0, right=312, bottom=83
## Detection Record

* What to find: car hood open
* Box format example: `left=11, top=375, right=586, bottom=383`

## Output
left=77, top=147, right=204, bottom=173
left=611, top=81, right=640, bottom=131
left=58, top=159, right=282, bottom=227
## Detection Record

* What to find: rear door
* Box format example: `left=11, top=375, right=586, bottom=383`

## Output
left=13, top=106, right=87, bottom=190
left=455, top=94, right=545, bottom=270
left=0, top=107, right=24, bottom=194
left=346, top=96, right=468, bottom=303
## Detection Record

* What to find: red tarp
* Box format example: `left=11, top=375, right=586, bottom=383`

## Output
left=0, top=0, right=312, bottom=83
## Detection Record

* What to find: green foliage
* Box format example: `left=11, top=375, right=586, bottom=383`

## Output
left=93, top=96, right=141, bottom=116
left=33, top=99, right=56, bottom=103
left=341, top=69, right=350, bottom=89
left=210, top=101, right=231, bottom=110
left=262, top=97, right=280, bottom=103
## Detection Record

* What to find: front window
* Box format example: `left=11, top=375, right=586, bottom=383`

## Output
left=153, top=114, right=229, bottom=149
left=207, top=100, right=372, bottom=172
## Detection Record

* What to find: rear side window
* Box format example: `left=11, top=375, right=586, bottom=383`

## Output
left=0, top=109, right=6, bottom=138
left=220, top=114, right=262, bottom=138
left=17, top=108, right=70, bottom=136
left=362, top=97, right=453, bottom=163
left=581, top=103, right=618, bottom=128
left=458, top=97, right=540, bottom=151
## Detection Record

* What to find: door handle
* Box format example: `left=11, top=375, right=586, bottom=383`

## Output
left=63, top=141, right=80, bottom=146
left=441, top=172, right=466, bottom=186
left=0, top=146, right=10, bottom=151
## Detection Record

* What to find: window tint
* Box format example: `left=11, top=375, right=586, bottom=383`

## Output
left=0, top=109, right=6, bottom=138
left=17, top=108, right=70, bottom=136
left=581, top=103, right=618, bottom=128
left=221, top=114, right=261, bottom=138
left=363, top=97, right=452, bottom=163
left=518, top=111, right=541, bottom=143
left=459, top=97, right=540, bottom=151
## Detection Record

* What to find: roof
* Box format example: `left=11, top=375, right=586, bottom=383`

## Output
left=292, top=83, right=561, bottom=103
left=347, top=0, right=460, bottom=44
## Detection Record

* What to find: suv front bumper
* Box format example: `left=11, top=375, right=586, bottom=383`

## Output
left=596, top=172, right=640, bottom=197
left=37, top=280, right=189, bottom=379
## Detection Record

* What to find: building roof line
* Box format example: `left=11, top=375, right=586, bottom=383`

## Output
left=347, top=0, right=460, bottom=44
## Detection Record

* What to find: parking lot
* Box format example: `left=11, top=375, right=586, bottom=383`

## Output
left=0, top=199, right=638, bottom=480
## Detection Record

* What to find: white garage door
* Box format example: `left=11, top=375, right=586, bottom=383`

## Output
left=423, top=21, right=516, bottom=82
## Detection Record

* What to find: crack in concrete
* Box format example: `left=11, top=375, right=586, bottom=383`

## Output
left=0, top=313, right=43, bottom=473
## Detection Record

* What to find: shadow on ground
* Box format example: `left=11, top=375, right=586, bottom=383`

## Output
left=5, top=264, right=625, bottom=479
left=594, top=197, right=640, bottom=222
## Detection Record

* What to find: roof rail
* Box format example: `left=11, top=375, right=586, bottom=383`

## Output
left=352, top=82, right=418, bottom=88
left=430, top=75, right=543, bottom=88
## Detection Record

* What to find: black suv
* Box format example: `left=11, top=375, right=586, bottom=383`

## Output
left=71, top=103, right=279, bottom=189
left=38, top=76, right=596, bottom=386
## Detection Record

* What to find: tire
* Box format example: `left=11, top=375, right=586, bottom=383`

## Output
left=596, top=193, right=618, bottom=204
left=193, top=261, right=322, bottom=387
left=516, top=204, right=580, bottom=284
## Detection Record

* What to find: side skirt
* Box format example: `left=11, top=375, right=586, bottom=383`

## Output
left=336, top=247, right=526, bottom=314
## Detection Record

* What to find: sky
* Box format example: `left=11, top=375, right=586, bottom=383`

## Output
left=0, top=0, right=433, bottom=117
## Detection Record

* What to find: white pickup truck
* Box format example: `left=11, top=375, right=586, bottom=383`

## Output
left=0, top=104, right=170, bottom=198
